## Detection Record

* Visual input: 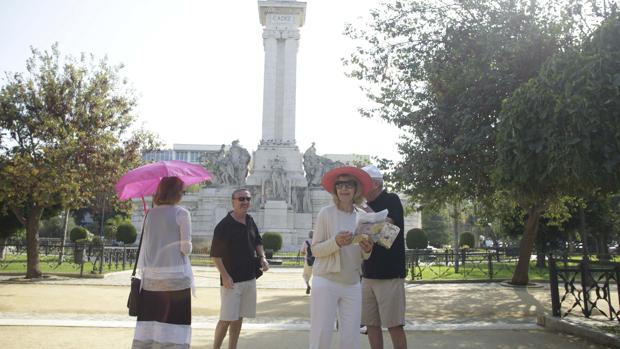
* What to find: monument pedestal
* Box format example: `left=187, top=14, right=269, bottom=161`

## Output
left=263, top=200, right=288, bottom=229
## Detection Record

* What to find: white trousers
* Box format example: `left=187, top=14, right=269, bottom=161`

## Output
left=309, top=276, right=361, bottom=349
left=303, top=263, right=313, bottom=284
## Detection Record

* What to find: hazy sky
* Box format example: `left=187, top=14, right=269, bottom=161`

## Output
left=0, top=0, right=403, bottom=161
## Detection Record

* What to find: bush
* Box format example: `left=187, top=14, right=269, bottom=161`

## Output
left=69, top=226, right=91, bottom=243
left=104, top=215, right=130, bottom=241
left=406, top=228, right=428, bottom=249
left=39, top=215, right=76, bottom=238
left=262, top=232, right=283, bottom=252
left=116, top=223, right=138, bottom=245
left=459, top=231, right=476, bottom=248
left=91, top=235, right=103, bottom=247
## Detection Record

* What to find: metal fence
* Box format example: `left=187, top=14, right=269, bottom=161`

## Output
left=405, top=248, right=551, bottom=281
left=0, top=241, right=139, bottom=277
left=548, top=254, right=620, bottom=323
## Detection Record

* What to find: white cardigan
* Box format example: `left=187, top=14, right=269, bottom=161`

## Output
left=311, top=204, right=371, bottom=281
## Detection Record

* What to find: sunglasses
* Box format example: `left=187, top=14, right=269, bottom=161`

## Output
left=334, top=180, right=357, bottom=190
left=235, top=197, right=252, bottom=202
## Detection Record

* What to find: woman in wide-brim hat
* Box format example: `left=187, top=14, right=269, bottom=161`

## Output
left=309, top=166, right=374, bottom=349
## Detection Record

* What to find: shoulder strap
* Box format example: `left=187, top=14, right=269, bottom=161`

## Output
left=131, top=211, right=149, bottom=277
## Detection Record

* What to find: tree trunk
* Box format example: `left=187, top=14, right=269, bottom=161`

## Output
left=535, top=228, right=546, bottom=268
left=0, top=237, right=6, bottom=260
left=25, top=207, right=44, bottom=279
left=579, top=207, right=589, bottom=257
left=452, top=203, right=460, bottom=254
left=450, top=203, right=460, bottom=273
left=511, top=206, right=542, bottom=285
left=58, top=208, right=70, bottom=264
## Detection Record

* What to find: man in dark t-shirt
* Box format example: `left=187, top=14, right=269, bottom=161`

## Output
left=210, top=188, right=268, bottom=349
left=361, top=165, right=407, bottom=349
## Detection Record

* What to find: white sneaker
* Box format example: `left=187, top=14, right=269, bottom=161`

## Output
left=360, top=325, right=368, bottom=334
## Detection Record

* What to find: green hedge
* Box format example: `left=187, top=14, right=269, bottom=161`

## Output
left=459, top=231, right=475, bottom=248
left=116, top=223, right=138, bottom=245
left=69, top=226, right=92, bottom=243
left=262, top=232, right=283, bottom=252
left=406, top=228, right=428, bottom=249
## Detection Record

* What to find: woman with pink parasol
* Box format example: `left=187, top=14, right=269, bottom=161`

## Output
left=115, top=161, right=212, bottom=349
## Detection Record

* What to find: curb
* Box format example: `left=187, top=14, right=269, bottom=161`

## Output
left=537, top=315, right=620, bottom=348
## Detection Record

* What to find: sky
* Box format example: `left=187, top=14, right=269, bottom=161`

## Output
left=0, top=0, right=403, bottom=162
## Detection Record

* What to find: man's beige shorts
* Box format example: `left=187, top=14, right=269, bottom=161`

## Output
left=361, top=278, right=406, bottom=328
left=219, top=279, right=257, bottom=321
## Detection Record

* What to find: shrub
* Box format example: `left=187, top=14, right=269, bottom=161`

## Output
left=69, top=226, right=91, bottom=243
left=91, top=235, right=103, bottom=246
left=406, top=228, right=428, bottom=249
left=262, top=232, right=283, bottom=252
left=116, top=223, right=138, bottom=245
left=104, top=215, right=130, bottom=241
left=459, top=231, right=476, bottom=248
left=40, top=215, right=76, bottom=238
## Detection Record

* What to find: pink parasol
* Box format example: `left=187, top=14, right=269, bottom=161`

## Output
left=115, top=160, right=212, bottom=211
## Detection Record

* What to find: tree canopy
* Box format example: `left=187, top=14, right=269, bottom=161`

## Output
left=345, top=0, right=618, bottom=284
left=0, top=44, right=158, bottom=278
left=344, top=0, right=569, bottom=209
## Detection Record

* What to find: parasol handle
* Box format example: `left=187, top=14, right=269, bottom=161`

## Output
left=141, top=196, right=149, bottom=214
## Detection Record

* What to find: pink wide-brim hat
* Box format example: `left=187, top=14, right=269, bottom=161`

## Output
left=321, top=166, right=373, bottom=196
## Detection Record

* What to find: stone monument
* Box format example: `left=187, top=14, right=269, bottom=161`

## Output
left=244, top=0, right=311, bottom=248
left=132, top=0, right=421, bottom=251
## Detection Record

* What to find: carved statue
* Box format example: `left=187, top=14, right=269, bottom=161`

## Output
left=228, top=140, right=251, bottom=185
left=202, top=141, right=251, bottom=186
left=303, top=142, right=343, bottom=186
left=269, top=155, right=288, bottom=201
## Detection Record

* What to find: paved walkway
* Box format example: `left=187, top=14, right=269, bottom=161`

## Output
left=0, top=267, right=613, bottom=348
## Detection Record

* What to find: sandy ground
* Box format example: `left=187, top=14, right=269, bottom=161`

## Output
left=0, top=267, right=613, bottom=349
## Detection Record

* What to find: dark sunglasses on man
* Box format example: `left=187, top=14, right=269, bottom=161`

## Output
left=235, top=197, right=252, bottom=202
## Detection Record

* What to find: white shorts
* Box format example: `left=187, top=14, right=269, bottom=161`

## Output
left=219, top=279, right=257, bottom=321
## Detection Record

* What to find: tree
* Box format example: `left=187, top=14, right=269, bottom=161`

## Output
left=345, top=0, right=566, bottom=210
left=346, top=0, right=617, bottom=284
left=495, top=13, right=620, bottom=284
left=0, top=44, right=159, bottom=278
left=421, top=207, right=451, bottom=247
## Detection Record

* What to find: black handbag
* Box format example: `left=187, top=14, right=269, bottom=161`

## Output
left=127, top=212, right=148, bottom=317
left=127, top=276, right=141, bottom=316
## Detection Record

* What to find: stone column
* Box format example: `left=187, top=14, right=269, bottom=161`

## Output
left=258, top=1, right=306, bottom=144
left=282, top=29, right=299, bottom=142
left=261, top=34, right=278, bottom=141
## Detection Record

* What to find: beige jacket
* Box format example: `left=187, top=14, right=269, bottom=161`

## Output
left=311, top=204, right=371, bottom=276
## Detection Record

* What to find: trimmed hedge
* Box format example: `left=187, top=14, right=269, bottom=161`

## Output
left=116, top=223, right=138, bottom=244
left=459, top=231, right=476, bottom=248
left=69, top=226, right=91, bottom=243
left=262, top=232, right=283, bottom=252
left=406, top=228, right=428, bottom=249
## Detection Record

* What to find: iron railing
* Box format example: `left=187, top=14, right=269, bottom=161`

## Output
left=548, top=254, right=620, bottom=322
left=0, top=241, right=139, bottom=276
